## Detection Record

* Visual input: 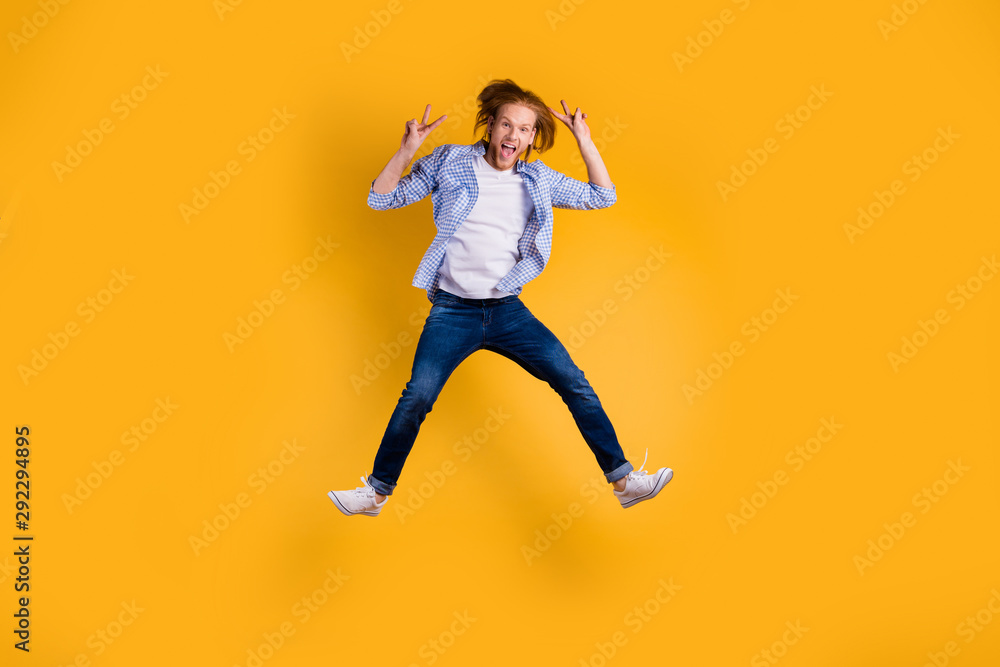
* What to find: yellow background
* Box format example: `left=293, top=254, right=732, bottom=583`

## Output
left=2, top=0, right=998, bottom=664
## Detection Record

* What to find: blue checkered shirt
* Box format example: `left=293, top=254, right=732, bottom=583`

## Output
left=367, top=140, right=617, bottom=301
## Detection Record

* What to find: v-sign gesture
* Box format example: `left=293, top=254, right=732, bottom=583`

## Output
left=372, top=104, right=448, bottom=195
left=546, top=98, right=612, bottom=188
left=547, top=99, right=592, bottom=145
left=401, top=104, right=448, bottom=155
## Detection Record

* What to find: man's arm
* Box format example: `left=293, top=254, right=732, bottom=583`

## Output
left=367, top=104, right=447, bottom=210
left=546, top=99, right=614, bottom=189
left=548, top=166, right=617, bottom=210
left=367, top=150, right=441, bottom=210
left=372, top=148, right=417, bottom=194
left=577, top=137, right=612, bottom=189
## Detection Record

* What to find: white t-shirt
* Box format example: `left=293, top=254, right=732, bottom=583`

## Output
left=437, top=154, right=534, bottom=298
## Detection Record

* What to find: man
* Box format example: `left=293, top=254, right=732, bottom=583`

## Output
left=329, top=79, right=672, bottom=517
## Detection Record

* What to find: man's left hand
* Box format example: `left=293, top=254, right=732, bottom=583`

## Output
left=547, top=99, right=593, bottom=145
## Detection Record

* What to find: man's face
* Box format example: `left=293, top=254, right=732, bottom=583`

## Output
left=485, top=103, right=537, bottom=170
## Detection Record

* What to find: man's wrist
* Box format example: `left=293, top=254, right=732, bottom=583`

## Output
left=577, top=137, right=599, bottom=155
left=395, top=148, right=417, bottom=164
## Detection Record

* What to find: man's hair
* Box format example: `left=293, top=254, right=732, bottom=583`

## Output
left=473, top=79, right=555, bottom=161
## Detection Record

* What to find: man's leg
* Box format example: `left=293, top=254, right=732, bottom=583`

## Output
left=483, top=298, right=633, bottom=484
left=367, top=295, right=481, bottom=496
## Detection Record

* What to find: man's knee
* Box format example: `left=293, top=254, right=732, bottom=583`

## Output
left=549, top=363, right=592, bottom=395
left=401, top=378, right=443, bottom=411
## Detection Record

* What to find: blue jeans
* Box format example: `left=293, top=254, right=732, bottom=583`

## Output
left=368, top=289, right=633, bottom=495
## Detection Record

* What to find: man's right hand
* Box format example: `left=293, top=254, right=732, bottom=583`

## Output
left=400, top=104, right=448, bottom=155
left=371, top=105, right=448, bottom=196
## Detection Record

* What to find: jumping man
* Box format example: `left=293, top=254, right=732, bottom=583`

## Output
left=329, top=79, right=672, bottom=517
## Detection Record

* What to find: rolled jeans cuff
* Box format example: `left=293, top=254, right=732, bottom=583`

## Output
left=367, top=474, right=394, bottom=496
left=605, top=461, right=633, bottom=484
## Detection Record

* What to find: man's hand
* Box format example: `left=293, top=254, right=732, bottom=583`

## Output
left=372, top=104, right=448, bottom=195
left=401, top=104, right=448, bottom=155
left=546, top=98, right=613, bottom=189
left=547, top=99, right=592, bottom=146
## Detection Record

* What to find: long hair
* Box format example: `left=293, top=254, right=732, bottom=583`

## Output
left=473, top=79, right=555, bottom=161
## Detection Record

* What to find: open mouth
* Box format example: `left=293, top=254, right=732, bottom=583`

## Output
left=500, top=142, right=516, bottom=158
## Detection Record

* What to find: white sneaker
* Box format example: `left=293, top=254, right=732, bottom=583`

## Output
left=613, top=449, right=673, bottom=508
left=328, top=474, right=387, bottom=517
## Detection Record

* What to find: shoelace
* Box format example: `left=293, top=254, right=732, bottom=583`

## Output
left=353, top=473, right=376, bottom=498
left=627, top=448, right=650, bottom=480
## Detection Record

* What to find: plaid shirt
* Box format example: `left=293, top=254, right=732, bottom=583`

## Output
left=367, top=140, right=617, bottom=301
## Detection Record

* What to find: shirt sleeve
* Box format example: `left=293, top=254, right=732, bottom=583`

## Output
left=547, top=167, right=617, bottom=210
left=367, top=148, right=442, bottom=211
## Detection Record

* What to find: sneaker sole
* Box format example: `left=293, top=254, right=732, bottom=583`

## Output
left=328, top=491, right=382, bottom=517
left=620, top=468, right=673, bottom=508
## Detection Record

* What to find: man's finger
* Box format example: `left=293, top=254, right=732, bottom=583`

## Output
left=550, top=105, right=574, bottom=124
left=421, top=104, right=431, bottom=125
left=427, top=114, right=448, bottom=132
